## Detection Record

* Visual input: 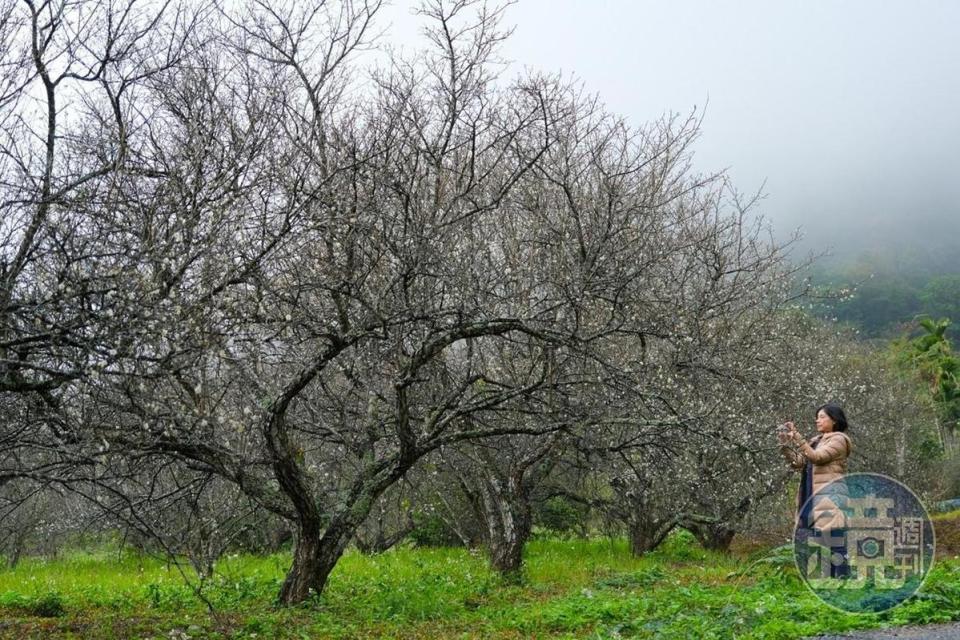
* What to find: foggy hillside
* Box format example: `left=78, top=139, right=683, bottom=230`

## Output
left=800, top=239, right=960, bottom=339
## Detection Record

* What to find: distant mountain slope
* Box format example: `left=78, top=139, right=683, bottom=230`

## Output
left=800, top=242, right=960, bottom=339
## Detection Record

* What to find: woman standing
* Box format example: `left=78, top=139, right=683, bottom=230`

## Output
left=779, top=403, right=854, bottom=578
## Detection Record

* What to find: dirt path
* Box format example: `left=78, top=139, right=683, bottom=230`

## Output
left=808, top=622, right=960, bottom=639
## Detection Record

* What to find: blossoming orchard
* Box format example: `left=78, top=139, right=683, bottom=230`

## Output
left=0, top=0, right=953, bottom=623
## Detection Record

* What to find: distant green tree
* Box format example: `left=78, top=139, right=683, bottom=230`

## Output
left=920, top=276, right=960, bottom=329
left=804, top=247, right=960, bottom=338
left=846, top=280, right=921, bottom=335
left=892, top=317, right=960, bottom=454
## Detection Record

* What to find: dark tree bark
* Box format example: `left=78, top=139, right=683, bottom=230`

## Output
left=479, top=473, right=533, bottom=582
left=280, top=523, right=343, bottom=604
left=682, top=493, right=755, bottom=553
left=5, top=529, right=26, bottom=569
left=685, top=521, right=736, bottom=552
left=354, top=499, right=415, bottom=555
left=626, top=514, right=677, bottom=556
left=451, top=433, right=562, bottom=581
left=267, top=526, right=293, bottom=553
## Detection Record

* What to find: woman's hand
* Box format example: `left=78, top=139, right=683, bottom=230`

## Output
left=776, top=424, right=793, bottom=445
left=786, top=422, right=806, bottom=445
left=778, top=421, right=802, bottom=445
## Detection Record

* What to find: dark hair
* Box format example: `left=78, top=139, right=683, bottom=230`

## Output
left=816, top=402, right=848, bottom=433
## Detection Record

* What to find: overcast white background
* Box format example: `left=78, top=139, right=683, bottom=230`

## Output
left=378, top=0, right=960, bottom=260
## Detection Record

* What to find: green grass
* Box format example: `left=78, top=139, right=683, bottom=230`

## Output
left=1, top=531, right=959, bottom=639
left=932, top=508, right=960, bottom=521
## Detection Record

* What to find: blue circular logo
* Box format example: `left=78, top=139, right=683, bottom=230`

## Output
left=792, top=472, right=936, bottom=613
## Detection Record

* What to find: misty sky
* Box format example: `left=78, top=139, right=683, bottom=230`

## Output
left=379, top=1, right=960, bottom=261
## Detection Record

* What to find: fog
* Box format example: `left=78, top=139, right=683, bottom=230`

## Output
left=379, top=0, right=960, bottom=263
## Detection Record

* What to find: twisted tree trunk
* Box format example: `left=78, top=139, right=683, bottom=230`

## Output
left=627, top=515, right=676, bottom=556
left=480, top=474, right=533, bottom=582
left=279, top=521, right=352, bottom=604
left=686, top=521, right=736, bottom=552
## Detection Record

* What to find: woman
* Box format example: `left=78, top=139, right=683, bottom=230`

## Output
left=778, top=402, right=853, bottom=578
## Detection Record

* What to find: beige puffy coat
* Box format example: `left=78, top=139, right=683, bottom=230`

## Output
left=780, top=431, right=853, bottom=531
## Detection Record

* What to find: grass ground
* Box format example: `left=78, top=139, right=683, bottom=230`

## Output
left=1, top=523, right=959, bottom=640
left=933, top=509, right=960, bottom=556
